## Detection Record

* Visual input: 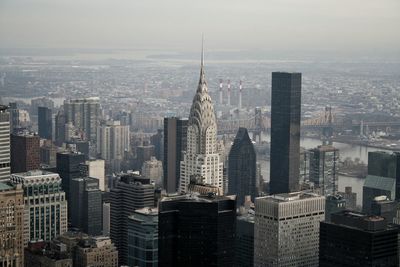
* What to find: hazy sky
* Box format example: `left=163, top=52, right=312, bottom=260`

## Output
left=1, top=0, right=399, bottom=53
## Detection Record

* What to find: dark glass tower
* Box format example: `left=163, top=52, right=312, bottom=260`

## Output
left=163, top=117, right=188, bottom=194
left=56, top=151, right=86, bottom=215
left=270, top=72, right=301, bottom=194
left=320, top=210, right=399, bottom=267
left=158, top=194, right=236, bottom=267
left=70, top=177, right=102, bottom=236
left=110, top=173, right=155, bottom=265
left=38, top=106, right=52, bottom=140
left=228, top=127, right=257, bottom=204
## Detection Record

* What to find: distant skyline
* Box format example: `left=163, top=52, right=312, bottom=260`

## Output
left=1, top=0, right=399, bottom=58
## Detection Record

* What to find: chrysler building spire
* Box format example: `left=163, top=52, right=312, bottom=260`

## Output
left=179, top=39, right=223, bottom=194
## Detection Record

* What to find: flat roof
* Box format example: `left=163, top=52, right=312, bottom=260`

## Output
left=0, top=182, right=13, bottom=191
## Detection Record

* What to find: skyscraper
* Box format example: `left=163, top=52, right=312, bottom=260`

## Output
left=0, top=105, right=10, bottom=181
left=254, top=192, right=325, bottom=267
left=10, top=170, right=68, bottom=246
left=309, top=145, right=339, bottom=195
left=235, top=213, right=254, bottom=267
left=110, top=173, right=155, bottom=265
left=97, top=120, right=130, bottom=163
left=228, top=127, right=257, bottom=205
left=55, top=109, right=66, bottom=146
left=10, top=132, right=40, bottom=173
left=56, top=151, right=86, bottom=213
left=63, top=97, right=100, bottom=144
left=158, top=194, right=236, bottom=267
left=38, top=106, right=52, bottom=140
left=320, top=210, right=399, bottom=267
left=163, top=117, right=188, bottom=194
left=179, top=48, right=223, bottom=193
left=0, top=182, right=24, bottom=267
left=269, top=72, right=302, bottom=194
left=127, top=208, right=159, bottom=267
left=70, top=177, right=102, bottom=236
left=363, top=175, right=396, bottom=213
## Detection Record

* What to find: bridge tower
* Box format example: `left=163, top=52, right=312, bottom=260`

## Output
left=322, top=106, right=333, bottom=144
left=253, top=107, right=262, bottom=142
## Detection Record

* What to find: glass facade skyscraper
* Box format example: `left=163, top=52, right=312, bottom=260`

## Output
left=269, top=72, right=302, bottom=194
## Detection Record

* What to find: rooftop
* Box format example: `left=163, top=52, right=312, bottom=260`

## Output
left=11, top=169, right=57, bottom=177
left=0, top=182, right=13, bottom=191
left=264, top=191, right=323, bottom=203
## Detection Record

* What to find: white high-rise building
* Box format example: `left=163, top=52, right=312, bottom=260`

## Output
left=0, top=106, right=10, bottom=181
left=254, top=192, right=325, bottom=267
left=179, top=46, right=223, bottom=194
left=97, top=120, right=130, bottom=162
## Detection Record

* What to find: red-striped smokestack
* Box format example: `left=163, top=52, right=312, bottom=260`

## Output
left=219, top=79, right=223, bottom=105
left=239, top=80, right=242, bottom=109
left=227, top=79, right=231, bottom=106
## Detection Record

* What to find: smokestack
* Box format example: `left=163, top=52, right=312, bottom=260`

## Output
left=219, top=79, right=223, bottom=105
left=227, top=79, right=231, bottom=106
left=239, top=80, right=242, bottom=109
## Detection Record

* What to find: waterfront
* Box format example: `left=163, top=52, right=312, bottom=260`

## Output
left=258, top=133, right=395, bottom=206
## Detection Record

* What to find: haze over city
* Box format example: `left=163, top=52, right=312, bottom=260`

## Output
left=1, top=0, right=400, bottom=60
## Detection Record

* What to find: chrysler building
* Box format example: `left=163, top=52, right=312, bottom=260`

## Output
left=179, top=44, right=223, bottom=194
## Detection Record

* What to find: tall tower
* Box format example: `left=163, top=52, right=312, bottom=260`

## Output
left=269, top=72, right=302, bottom=194
left=228, top=127, right=257, bottom=205
left=180, top=43, right=223, bottom=193
left=238, top=80, right=243, bottom=109
left=227, top=79, right=231, bottom=106
left=0, top=105, right=10, bottom=181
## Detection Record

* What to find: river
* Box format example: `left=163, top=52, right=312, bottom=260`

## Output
left=258, top=133, right=394, bottom=206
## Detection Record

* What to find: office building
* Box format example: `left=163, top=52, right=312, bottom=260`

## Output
left=55, top=110, right=66, bottom=146
left=97, top=120, right=130, bottom=162
left=338, top=186, right=357, bottom=210
left=235, top=213, right=254, bottom=267
left=70, top=177, right=102, bottom=235
left=74, top=236, right=118, bottom=267
left=127, top=208, right=158, bottom=267
left=0, top=105, right=10, bottom=181
left=10, top=170, right=68, bottom=246
left=254, top=192, right=325, bottom=267
left=320, top=210, right=399, bottom=267
left=179, top=52, right=223, bottom=194
left=309, top=145, right=339, bottom=195
left=371, top=195, right=397, bottom=222
left=103, top=202, right=111, bottom=236
left=31, top=97, right=54, bottom=116
left=38, top=106, right=52, bottom=140
left=363, top=175, right=396, bottom=213
left=136, top=145, right=155, bottom=170
left=325, top=194, right=347, bottom=222
left=110, top=173, right=155, bottom=265
left=368, top=151, right=397, bottom=178
left=141, top=156, right=163, bottom=186
left=228, top=127, right=257, bottom=205
left=0, top=182, right=24, bottom=267
left=63, top=97, right=100, bottom=144
left=40, top=139, right=57, bottom=167
left=163, top=117, right=188, bottom=193
left=56, top=151, right=85, bottom=205
left=269, top=72, right=302, bottom=194
left=24, top=241, right=73, bottom=267
left=79, top=159, right=106, bottom=191
left=10, top=132, right=40, bottom=173
left=150, top=129, right=163, bottom=161
left=158, top=194, right=236, bottom=267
